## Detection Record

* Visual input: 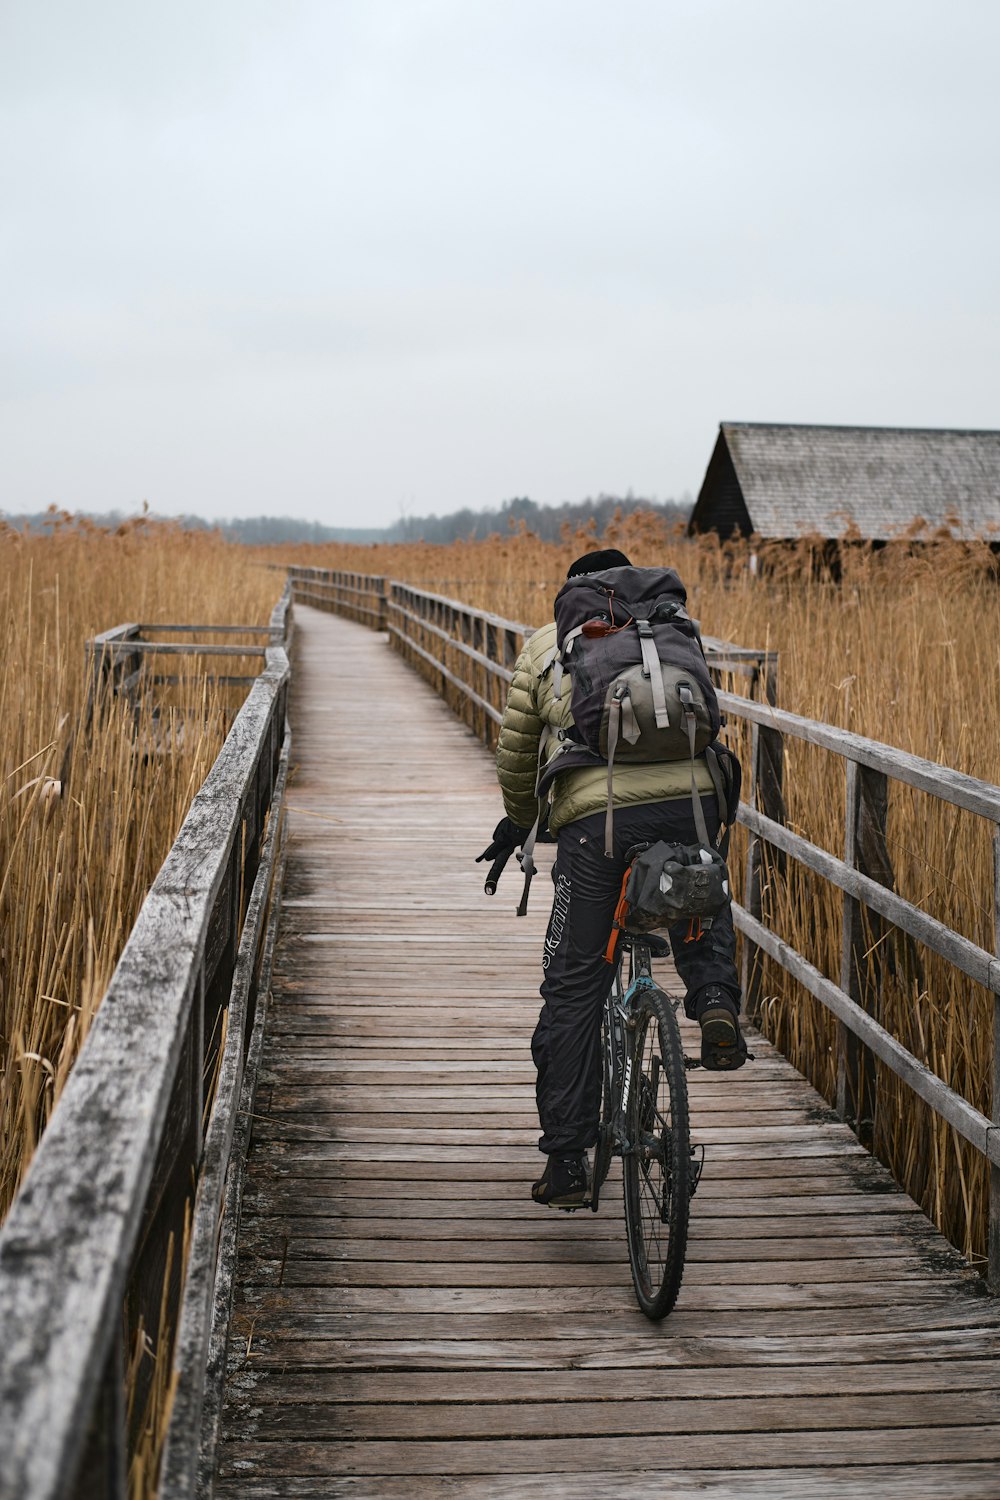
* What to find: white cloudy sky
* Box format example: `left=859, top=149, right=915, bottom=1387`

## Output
left=2, top=1, right=998, bottom=526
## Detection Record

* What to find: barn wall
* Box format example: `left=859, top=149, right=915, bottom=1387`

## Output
left=688, top=432, right=753, bottom=538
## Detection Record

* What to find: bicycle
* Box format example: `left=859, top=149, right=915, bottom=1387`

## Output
left=481, top=836, right=703, bottom=1322
left=590, top=920, right=703, bottom=1320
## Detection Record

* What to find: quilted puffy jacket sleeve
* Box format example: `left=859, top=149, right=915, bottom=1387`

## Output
left=495, top=634, right=547, bottom=830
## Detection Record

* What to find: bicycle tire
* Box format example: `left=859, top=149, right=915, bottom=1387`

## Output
left=622, top=986, right=691, bottom=1319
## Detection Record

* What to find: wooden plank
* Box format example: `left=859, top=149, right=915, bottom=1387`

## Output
left=222, top=1390, right=1000, bottom=1441
left=104, top=641, right=269, bottom=657
left=242, top=1189, right=923, bottom=1219
left=226, top=1326, right=1000, bottom=1371
left=235, top=1281, right=973, bottom=1315
left=240, top=1232, right=947, bottom=1265
left=136, top=623, right=277, bottom=635
left=222, top=1305, right=1000, bottom=1340
left=209, top=1466, right=1000, bottom=1500
left=223, top=1358, right=1000, bottom=1403
left=243, top=1258, right=978, bottom=1292
left=217, top=1426, right=1000, bottom=1476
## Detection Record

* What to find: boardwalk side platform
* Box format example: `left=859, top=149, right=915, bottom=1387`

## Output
left=215, top=605, right=1000, bottom=1498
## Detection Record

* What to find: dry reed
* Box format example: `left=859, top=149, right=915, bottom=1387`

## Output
left=0, top=513, right=278, bottom=1219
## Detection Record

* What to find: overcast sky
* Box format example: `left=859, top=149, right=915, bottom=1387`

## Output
left=2, top=1, right=998, bottom=527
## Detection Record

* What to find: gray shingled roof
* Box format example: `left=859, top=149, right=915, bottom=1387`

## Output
left=716, top=423, right=1000, bottom=540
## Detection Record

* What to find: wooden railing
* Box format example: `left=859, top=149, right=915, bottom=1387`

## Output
left=286, top=566, right=778, bottom=740
left=291, top=565, right=1000, bottom=1289
left=727, top=690, right=1000, bottom=1287
left=0, top=588, right=293, bottom=1500
left=285, top=567, right=387, bottom=631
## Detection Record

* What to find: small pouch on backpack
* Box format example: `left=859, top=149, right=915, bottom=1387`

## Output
left=622, top=840, right=730, bottom=933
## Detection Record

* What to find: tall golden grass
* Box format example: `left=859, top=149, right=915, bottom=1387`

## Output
left=277, top=514, right=1000, bottom=1265
left=0, top=514, right=278, bottom=1215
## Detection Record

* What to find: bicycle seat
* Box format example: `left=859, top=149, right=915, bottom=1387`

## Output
left=622, top=929, right=671, bottom=958
left=623, top=841, right=651, bottom=863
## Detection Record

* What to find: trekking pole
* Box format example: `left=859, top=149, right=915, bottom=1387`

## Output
left=515, top=850, right=536, bottom=918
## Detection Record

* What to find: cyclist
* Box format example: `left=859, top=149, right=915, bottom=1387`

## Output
left=480, top=548, right=746, bottom=1209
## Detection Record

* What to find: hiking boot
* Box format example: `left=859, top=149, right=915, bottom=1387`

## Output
left=694, top=986, right=749, bottom=1071
left=531, top=1153, right=590, bottom=1209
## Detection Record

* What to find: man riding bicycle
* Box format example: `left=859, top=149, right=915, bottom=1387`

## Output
left=480, top=548, right=747, bottom=1210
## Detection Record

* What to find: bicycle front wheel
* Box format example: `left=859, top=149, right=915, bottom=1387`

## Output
left=622, top=987, right=691, bottom=1319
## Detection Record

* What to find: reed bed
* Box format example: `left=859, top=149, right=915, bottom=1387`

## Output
left=277, top=516, right=1000, bottom=1265
left=0, top=514, right=278, bottom=1217
left=0, top=515, right=278, bottom=1496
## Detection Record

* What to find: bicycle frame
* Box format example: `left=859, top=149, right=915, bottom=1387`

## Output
left=590, top=932, right=702, bottom=1216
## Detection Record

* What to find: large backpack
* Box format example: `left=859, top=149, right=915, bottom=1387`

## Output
left=553, top=564, right=719, bottom=765
left=515, top=564, right=733, bottom=913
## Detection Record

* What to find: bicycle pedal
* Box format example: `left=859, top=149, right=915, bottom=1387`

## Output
left=683, top=1054, right=702, bottom=1070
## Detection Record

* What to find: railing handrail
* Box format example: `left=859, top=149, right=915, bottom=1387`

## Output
left=0, top=587, right=292, bottom=1500
left=286, top=565, right=777, bottom=682
left=385, top=577, right=537, bottom=637
left=719, top=689, right=1000, bottom=821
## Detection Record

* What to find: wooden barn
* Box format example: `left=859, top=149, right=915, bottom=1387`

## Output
left=688, top=422, right=1000, bottom=541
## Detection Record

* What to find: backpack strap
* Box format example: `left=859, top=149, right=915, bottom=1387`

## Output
left=604, top=690, right=623, bottom=856
left=553, top=625, right=586, bottom=699
left=703, top=743, right=729, bottom=855
left=678, top=683, right=712, bottom=848
left=517, top=725, right=553, bottom=914
left=635, top=619, right=670, bottom=729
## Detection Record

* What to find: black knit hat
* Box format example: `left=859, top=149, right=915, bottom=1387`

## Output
left=565, top=548, right=632, bottom=579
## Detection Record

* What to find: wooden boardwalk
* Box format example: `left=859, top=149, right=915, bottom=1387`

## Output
left=215, top=605, right=1000, bottom=1498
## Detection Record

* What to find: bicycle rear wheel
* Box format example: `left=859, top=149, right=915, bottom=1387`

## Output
left=622, top=986, right=691, bottom=1319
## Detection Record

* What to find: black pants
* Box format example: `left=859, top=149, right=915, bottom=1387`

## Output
left=532, top=798, right=741, bottom=1156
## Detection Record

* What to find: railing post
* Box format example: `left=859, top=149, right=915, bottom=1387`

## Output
left=484, top=623, right=500, bottom=748
left=836, top=762, right=892, bottom=1148
left=991, top=827, right=1000, bottom=1293
left=472, top=616, right=486, bottom=743
left=501, top=628, right=519, bottom=722
left=742, top=718, right=784, bottom=1023
left=742, top=723, right=764, bottom=1022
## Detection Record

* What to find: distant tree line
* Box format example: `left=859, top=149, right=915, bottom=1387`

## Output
left=1, top=493, right=691, bottom=546
left=389, top=493, right=691, bottom=544
left=0, top=508, right=389, bottom=543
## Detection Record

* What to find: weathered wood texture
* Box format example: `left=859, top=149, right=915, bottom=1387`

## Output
left=0, top=593, right=291, bottom=1500
left=215, top=606, right=1000, bottom=1499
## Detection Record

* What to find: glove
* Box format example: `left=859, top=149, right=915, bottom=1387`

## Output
left=476, top=817, right=531, bottom=863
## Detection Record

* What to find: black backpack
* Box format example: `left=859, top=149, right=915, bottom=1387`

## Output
left=553, top=565, right=721, bottom=854
left=552, top=564, right=720, bottom=766
left=515, top=565, right=736, bottom=914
